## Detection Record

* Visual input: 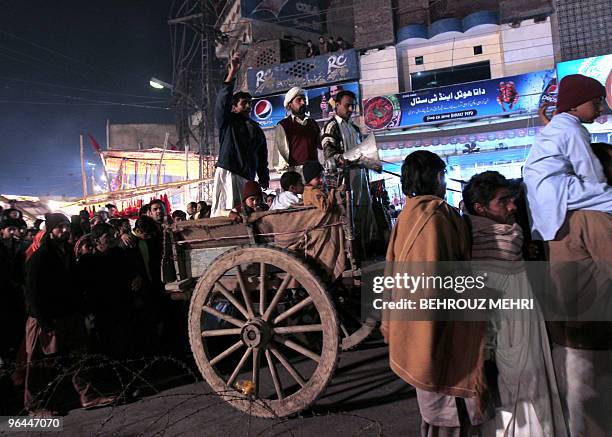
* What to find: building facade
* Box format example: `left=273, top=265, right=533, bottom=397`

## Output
left=213, top=0, right=611, bottom=202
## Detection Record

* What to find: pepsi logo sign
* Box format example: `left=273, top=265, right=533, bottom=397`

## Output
left=253, top=100, right=273, bottom=120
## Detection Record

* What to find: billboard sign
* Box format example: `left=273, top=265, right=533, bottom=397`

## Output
left=557, top=54, right=612, bottom=110
left=247, top=49, right=360, bottom=97
left=251, top=81, right=360, bottom=128
left=362, top=69, right=557, bottom=131
left=241, top=0, right=322, bottom=32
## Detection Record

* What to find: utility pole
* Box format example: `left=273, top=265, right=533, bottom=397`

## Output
left=80, top=135, right=88, bottom=198
left=167, top=0, right=222, bottom=203
left=199, top=0, right=219, bottom=203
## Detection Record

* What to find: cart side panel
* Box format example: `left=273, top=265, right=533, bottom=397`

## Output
left=185, top=246, right=238, bottom=278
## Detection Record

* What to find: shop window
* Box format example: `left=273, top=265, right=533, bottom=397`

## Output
left=410, top=61, right=491, bottom=91
left=415, top=56, right=424, bottom=65
left=473, top=45, right=483, bottom=55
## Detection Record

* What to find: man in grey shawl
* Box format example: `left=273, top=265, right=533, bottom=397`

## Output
left=462, top=171, right=568, bottom=437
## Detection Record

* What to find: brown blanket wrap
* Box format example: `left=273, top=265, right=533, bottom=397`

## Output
left=384, top=195, right=488, bottom=405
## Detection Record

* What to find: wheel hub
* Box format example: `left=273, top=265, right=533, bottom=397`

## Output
left=241, top=318, right=271, bottom=348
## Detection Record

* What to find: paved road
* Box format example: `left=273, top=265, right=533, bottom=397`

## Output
left=38, top=337, right=422, bottom=437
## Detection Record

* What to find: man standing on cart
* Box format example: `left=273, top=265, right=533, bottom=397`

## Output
left=272, top=87, right=321, bottom=178
left=211, top=52, right=269, bottom=217
left=322, top=90, right=378, bottom=256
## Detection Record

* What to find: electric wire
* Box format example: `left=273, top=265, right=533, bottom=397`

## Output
left=0, top=29, right=117, bottom=78
left=0, top=76, right=172, bottom=100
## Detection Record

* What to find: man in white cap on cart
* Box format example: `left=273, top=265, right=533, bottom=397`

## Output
left=272, top=87, right=321, bottom=178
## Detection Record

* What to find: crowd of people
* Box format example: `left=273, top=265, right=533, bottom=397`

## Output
left=0, top=198, right=207, bottom=416
left=382, top=74, right=611, bottom=437
left=1, top=48, right=610, bottom=436
left=305, top=35, right=351, bottom=58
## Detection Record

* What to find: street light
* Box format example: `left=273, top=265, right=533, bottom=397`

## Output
left=149, top=77, right=200, bottom=111
left=149, top=77, right=174, bottom=90
left=148, top=76, right=205, bottom=197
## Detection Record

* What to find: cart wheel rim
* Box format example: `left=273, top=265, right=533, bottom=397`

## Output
left=188, top=245, right=340, bottom=418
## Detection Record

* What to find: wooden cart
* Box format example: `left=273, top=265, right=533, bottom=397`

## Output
left=164, top=204, right=380, bottom=418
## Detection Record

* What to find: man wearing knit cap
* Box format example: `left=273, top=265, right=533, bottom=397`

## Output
left=272, top=87, right=321, bottom=178
left=524, top=73, right=612, bottom=436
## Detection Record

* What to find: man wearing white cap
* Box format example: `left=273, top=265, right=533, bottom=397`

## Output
left=272, top=87, right=321, bottom=177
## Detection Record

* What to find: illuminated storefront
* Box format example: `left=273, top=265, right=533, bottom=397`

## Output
left=365, top=56, right=611, bottom=208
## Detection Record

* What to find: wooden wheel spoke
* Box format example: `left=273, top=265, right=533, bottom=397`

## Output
left=215, top=281, right=249, bottom=320
left=273, top=296, right=314, bottom=325
left=201, top=328, right=242, bottom=337
left=189, top=246, right=342, bottom=418
left=274, top=336, right=321, bottom=363
left=263, top=274, right=293, bottom=321
left=236, top=266, right=255, bottom=318
left=265, top=349, right=284, bottom=400
left=340, top=323, right=350, bottom=338
left=210, top=340, right=243, bottom=366
left=273, top=324, right=323, bottom=334
left=259, top=263, right=266, bottom=316
left=227, top=347, right=252, bottom=387
left=202, top=305, right=245, bottom=328
left=252, top=348, right=261, bottom=397
left=269, top=346, right=306, bottom=388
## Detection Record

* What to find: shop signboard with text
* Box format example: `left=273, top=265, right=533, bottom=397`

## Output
left=362, top=69, right=557, bottom=131
left=251, top=81, right=360, bottom=128
left=247, top=49, right=360, bottom=97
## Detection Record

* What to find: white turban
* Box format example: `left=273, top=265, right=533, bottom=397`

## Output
left=283, top=87, right=306, bottom=109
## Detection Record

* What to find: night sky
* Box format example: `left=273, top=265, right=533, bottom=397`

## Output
left=0, top=1, right=175, bottom=197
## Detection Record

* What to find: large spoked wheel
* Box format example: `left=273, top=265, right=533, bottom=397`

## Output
left=340, top=314, right=378, bottom=351
left=333, top=285, right=378, bottom=351
left=188, top=245, right=340, bottom=418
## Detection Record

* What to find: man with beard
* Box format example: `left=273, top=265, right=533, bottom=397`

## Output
left=272, top=87, right=321, bottom=178
left=24, top=213, right=114, bottom=415
left=211, top=52, right=269, bottom=217
left=381, top=151, right=491, bottom=436
left=462, top=171, right=568, bottom=437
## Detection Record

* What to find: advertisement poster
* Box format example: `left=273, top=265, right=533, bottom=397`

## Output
left=557, top=54, right=612, bottom=111
left=248, top=49, right=359, bottom=96
left=362, top=69, right=557, bottom=131
left=251, top=82, right=360, bottom=128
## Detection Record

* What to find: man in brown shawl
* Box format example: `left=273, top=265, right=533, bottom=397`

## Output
left=381, top=151, right=490, bottom=436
